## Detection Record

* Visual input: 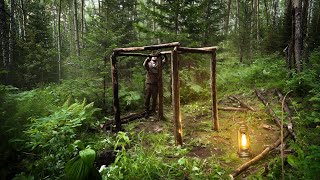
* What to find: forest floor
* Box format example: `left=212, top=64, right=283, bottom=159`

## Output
left=119, top=90, right=282, bottom=177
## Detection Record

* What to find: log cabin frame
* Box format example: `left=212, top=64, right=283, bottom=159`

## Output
left=108, top=42, right=218, bottom=145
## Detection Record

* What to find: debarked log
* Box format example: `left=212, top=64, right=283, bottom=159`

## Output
left=113, top=42, right=180, bottom=52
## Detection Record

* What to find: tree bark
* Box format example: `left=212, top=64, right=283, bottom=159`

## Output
left=273, top=0, right=280, bottom=26
left=58, top=0, right=62, bottom=82
left=235, top=0, right=239, bottom=30
left=172, top=46, right=182, bottom=145
left=74, top=0, right=80, bottom=57
left=225, top=0, right=232, bottom=34
left=0, top=0, right=8, bottom=72
left=20, top=0, right=26, bottom=40
left=81, top=0, right=84, bottom=48
left=256, top=0, right=260, bottom=41
left=301, top=0, right=309, bottom=66
left=111, top=53, right=121, bottom=132
left=264, top=0, right=270, bottom=26
left=9, top=0, right=15, bottom=68
left=211, top=51, right=218, bottom=131
left=293, top=0, right=302, bottom=73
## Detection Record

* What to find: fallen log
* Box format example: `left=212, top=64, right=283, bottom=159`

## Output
left=218, top=107, right=248, bottom=111
left=229, top=131, right=290, bottom=179
left=229, top=95, right=255, bottom=111
left=103, top=111, right=146, bottom=130
left=254, top=89, right=296, bottom=139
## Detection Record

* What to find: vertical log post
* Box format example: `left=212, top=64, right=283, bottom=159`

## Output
left=111, top=52, right=121, bottom=131
left=211, top=50, right=219, bottom=131
left=171, top=47, right=182, bottom=145
left=158, top=55, right=164, bottom=120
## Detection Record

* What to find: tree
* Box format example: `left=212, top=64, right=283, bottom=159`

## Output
left=0, top=0, right=8, bottom=79
left=74, top=0, right=80, bottom=57
left=293, top=0, right=302, bottom=73
left=58, top=0, right=62, bottom=82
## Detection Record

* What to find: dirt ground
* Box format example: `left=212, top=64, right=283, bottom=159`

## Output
left=125, top=92, right=281, bottom=177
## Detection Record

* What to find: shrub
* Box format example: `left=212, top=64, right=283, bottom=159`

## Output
left=23, top=99, right=100, bottom=178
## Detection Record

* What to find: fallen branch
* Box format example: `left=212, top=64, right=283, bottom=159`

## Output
left=275, top=89, right=295, bottom=135
left=229, top=95, right=255, bottom=111
left=254, top=89, right=296, bottom=139
left=229, top=131, right=290, bottom=179
left=218, top=107, right=248, bottom=111
left=103, top=111, right=146, bottom=130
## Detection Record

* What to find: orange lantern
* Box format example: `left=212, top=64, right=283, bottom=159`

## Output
left=238, top=124, right=251, bottom=158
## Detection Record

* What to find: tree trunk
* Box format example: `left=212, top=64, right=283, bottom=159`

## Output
left=264, top=0, right=270, bottom=26
left=301, top=0, right=309, bottom=66
left=20, top=0, right=26, bottom=40
left=273, top=0, right=280, bottom=26
left=68, top=1, right=74, bottom=54
left=9, top=0, right=15, bottom=65
left=74, top=0, right=80, bottom=57
left=225, top=0, right=232, bottom=34
left=256, top=0, right=260, bottom=41
left=52, top=1, right=57, bottom=47
left=81, top=0, right=84, bottom=48
left=58, top=0, right=62, bottom=82
left=293, top=0, right=302, bottom=73
left=235, top=0, right=239, bottom=29
left=0, top=0, right=8, bottom=74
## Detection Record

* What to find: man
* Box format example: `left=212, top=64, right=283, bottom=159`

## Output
left=143, top=52, right=167, bottom=118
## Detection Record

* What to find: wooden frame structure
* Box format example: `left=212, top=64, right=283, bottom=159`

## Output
left=109, top=42, right=218, bottom=145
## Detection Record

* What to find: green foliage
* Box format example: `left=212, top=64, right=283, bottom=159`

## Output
left=65, top=147, right=101, bottom=180
left=100, top=131, right=227, bottom=179
left=286, top=145, right=320, bottom=179
left=22, top=99, right=100, bottom=178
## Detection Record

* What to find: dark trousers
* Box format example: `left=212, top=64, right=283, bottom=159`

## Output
left=145, top=83, right=158, bottom=113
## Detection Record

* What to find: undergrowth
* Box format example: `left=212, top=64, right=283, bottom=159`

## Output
left=1, top=51, right=320, bottom=179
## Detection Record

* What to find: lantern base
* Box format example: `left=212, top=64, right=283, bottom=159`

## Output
left=238, top=150, right=251, bottom=158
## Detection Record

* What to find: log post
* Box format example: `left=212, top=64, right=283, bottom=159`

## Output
left=158, top=55, right=164, bottom=120
left=211, top=50, right=219, bottom=131
left=172, top=46, right=182, bottom=145
left=111, top=52, right=121, bottom=132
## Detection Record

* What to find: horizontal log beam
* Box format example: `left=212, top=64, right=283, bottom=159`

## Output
left=178, top=47, right=217, bottom=54
left=117, top=53, right=150, bottom=57
left=113, top=42, right=180, bottom=52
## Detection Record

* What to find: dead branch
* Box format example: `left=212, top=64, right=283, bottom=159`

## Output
left=229, top=131, right=290, bottom=179
left=275, top=89, right=293, bottom=118
left=218, top=107, right=248, bottom=111
left=254, top=89, right=296, bottom=139
left=229, top=95, right=255, bottom=111
left=275, top=89, right=295, bottom=134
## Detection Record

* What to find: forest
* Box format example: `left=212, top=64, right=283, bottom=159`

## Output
left=1, top=0, right=320, bottom=179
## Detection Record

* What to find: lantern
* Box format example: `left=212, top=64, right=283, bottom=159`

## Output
left=238, top=124, right=251, bottom=158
